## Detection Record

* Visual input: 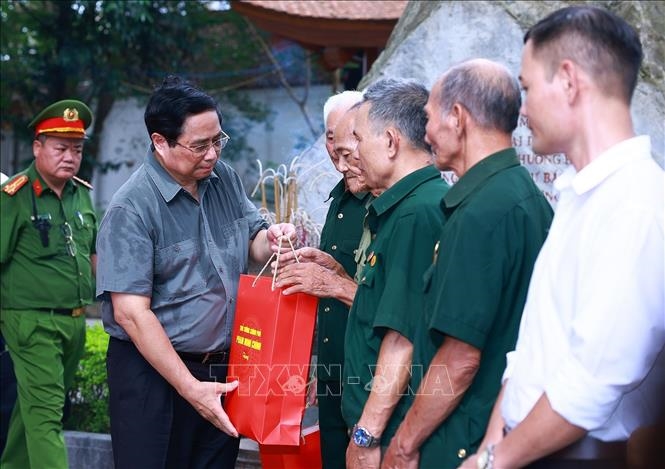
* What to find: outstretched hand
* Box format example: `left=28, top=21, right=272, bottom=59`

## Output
left=273, top=246, right=345, bottom=275
left=275, top=262, right=343, bottom=297
left=183, top=379, right=239, bottom=437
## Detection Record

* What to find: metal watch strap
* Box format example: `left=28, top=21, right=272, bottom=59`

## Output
left=352, top=424, right=379, bottom=448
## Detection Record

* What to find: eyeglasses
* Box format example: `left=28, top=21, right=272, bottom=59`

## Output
left=171, top=130, right=230, bottom=158
left=61, top=222, right=77, bottom=257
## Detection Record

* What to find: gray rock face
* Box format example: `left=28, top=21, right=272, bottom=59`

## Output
left=359, top=0, right=665, bottom=205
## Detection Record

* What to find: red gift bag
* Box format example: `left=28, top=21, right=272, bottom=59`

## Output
left=259, top=425, right=322, bottom=469
left=226, top=273, right=318, bottom=445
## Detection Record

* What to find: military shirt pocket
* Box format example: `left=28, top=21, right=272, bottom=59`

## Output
left=153, top=238, right=206, bottom=304
left=214, top=217, right=250, bottom=276
left=339, top=238, right=359, bottom=255
left=334, top=238, right=360, bottom=271
left=30, top=222, right=60, bottom=259
left=72, top=210, right=96, bottom=257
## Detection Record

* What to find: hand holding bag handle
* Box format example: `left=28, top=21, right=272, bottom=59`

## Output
left=253, top=235, right=299, bottom=290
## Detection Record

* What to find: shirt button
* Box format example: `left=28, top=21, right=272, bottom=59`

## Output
left=324, top=306, right=330, bottom=312
left=361, top=276, right=366, bottom=282
left=331, top=245, right=337, bottom=250
left=353, top=249, right=358, bottom=254
left=323, top=337, right=329, bottom=343
left=457, top=448, right=467, bottom=459
left=337, top=213, right=344, bottom=219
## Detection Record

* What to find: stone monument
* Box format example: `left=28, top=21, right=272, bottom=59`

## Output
left=357, top=0, right=664, bottom=206
left=290, top=1, right=663, bottom=226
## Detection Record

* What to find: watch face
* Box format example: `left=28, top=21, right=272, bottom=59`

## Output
left=353, top=427, right=372, bottom=447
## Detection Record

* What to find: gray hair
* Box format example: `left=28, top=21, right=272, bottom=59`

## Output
left=362, top=78, right=430, bottom=153
left=438, top=59, right=521, bottom=134
left=323, top=90, right=364, bottom=124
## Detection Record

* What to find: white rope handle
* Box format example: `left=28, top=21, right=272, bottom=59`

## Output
left=252, top=235, right=299, bottom=290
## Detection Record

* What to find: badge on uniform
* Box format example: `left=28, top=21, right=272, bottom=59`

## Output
left=368, top=252, right=376, bottom=267
left=2, top=175, right=28, bottom=196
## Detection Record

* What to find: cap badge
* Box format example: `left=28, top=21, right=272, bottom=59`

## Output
left=63, top=108, right=79, bottom=122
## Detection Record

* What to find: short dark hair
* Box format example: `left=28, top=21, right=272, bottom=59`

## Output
left=362, top=78, right=431, bottom=153
left=524, top=6, right=643, bottom=103
left=144, top=75, right=222, bottom=147
left=438, top=60, right=521, bottom=134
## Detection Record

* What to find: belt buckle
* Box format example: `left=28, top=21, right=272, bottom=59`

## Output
left=71, top=307, right=85, bottom=318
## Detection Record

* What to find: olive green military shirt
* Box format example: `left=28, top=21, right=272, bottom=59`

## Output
left=341, top=165, right=449, bottom=443
left=1, top=162, right=97, bottom=309
left=411, top=149, right=553, bottom=469
left=317, top=179, right=372, bottom=382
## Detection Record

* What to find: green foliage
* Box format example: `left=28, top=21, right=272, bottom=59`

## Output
left=65, top=323, right=110, bottom=434
left=0, top=0, right=272, bottom=178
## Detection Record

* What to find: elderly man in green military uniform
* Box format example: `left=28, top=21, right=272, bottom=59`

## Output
left=381, top=60, right=553, bottom=469
left=0, top=100, right=97, bottom=469
left=341, top=78, right=449, bottom=469
left=274, top=90, right=370, bottom=469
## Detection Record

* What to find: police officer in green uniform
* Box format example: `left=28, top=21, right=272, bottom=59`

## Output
left=382, top=60, right=553, bottom=469
left=275, top=91, right=371, bottom=469
left=341, top=79, right=449, bottom=469
left=0, top=100, right=97, bottom=469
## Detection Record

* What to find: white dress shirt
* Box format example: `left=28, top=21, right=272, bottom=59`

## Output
left=501, top=135, right=665, bottom=441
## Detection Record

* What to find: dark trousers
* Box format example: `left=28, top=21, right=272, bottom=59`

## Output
left=107, top=337, right=239, bottom=469
left=318, top=380, right=349, bottom=469
left=0, top=334, right=17, bottom=456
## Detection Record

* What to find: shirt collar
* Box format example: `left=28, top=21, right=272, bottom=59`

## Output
left=27, top=162, right=76, bottom=197
left=144, top=151, right=219, bottom=203
left=442, top=148, right=519, bottom=209
left=555, top=136, right=652, bottom=195
left=328, top=179, right=346, bottom=200
left=328, top=178, right=369, bottom=202
left=370, top=165, right=441, bottom=217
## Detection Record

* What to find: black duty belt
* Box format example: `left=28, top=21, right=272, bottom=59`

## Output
left=177, top=350, right=229, bottom=365
left=36, top=307, right=85, bottom=317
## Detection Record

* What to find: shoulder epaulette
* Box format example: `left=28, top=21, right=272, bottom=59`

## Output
left=72, top=175, right=93, bottom=190
left=2, top=174, right=29, bottom=196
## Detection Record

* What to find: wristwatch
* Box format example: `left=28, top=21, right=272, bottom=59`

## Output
left=476, top=444, right=495, bottom=469
left=351, top=424, right=380, bottom=448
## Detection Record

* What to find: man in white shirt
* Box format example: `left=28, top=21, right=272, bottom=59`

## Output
left=462, top=5, right=664, bottom=469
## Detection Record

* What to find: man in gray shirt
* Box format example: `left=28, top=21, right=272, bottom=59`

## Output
left=96, top=76, right=295, bottom=468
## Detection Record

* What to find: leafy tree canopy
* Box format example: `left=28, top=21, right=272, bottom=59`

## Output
left=0, top=0, right=283, bottom=179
